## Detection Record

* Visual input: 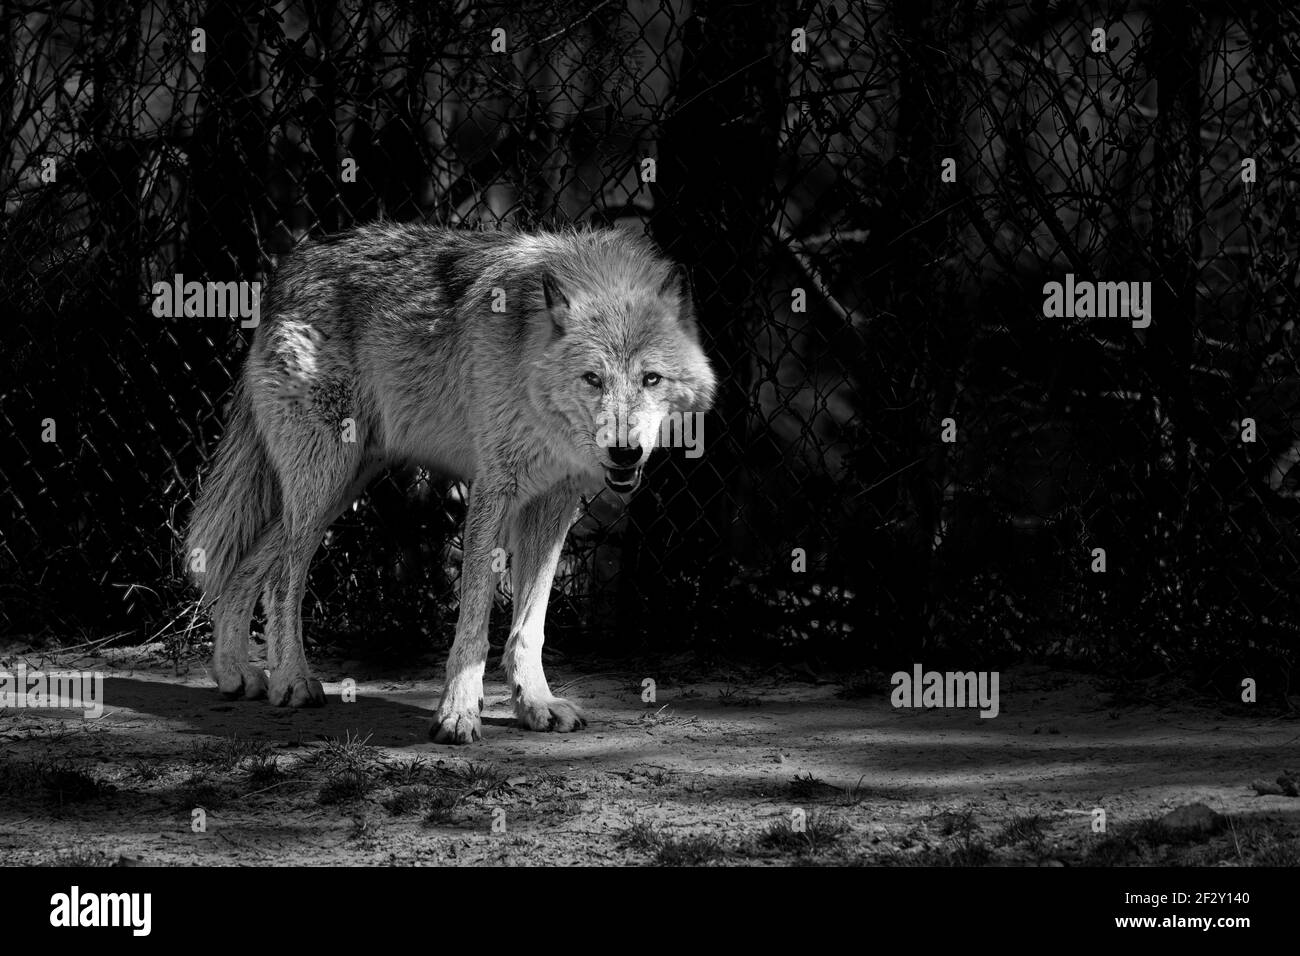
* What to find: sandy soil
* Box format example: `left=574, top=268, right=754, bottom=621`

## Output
left=1, top=642, right=1297, bottom=866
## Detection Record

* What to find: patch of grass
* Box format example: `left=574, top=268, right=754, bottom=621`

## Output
left=382, top=786, right=423, bottom=816
left=538, top=769, right=569, bottom=788
left=883, top=809, right=992, bottom=866
left=906, top=834, right=992, bottom=866
left=655, top=833, right=725, bottom=866
left=618, top=820, right=725, bottom=864
left=636, top=706, right=690, bottom=726
left=717, top=686, right=762, bottom=707
left=42, top=847, right=116, bottom=867
left=177, top=773, right=227, bottom=810
left=153, top=597, right=207, bottom=665
left=0, top=761, right=26, bottom=797
left=1086, top=834, right=1140, bottom=866
left=39, top=760, right=114, bottom=804
left=383, top=784, right=455, bottom=816
left=310, top=732, right=381, bottom=777
left=126, top=759, right=168, bottom=783
left=348, top=813, right=380, bottom=846
left=444, top=761, right=509, bottom=797
left=994, top=813, right=1047, bottom=849
left=0, top=757, right=56, bottom=799
left=189, top=735, right=271, bottom=772
left=621, top=821, right=663, bottom=851
left=926, top=807, right=979, bottom=839
left=552, top=796, right=584, bottom=816
left=1086, top=817, right=1194, bottom=865
left=317, top=771, right=371, bottom=806
left=311, top=732, right=381, bottom=805
left=1085, top=816, right=1300, bottom=867
left=757, top=810, right=848, bottom=855
left=838, top=775, right=869, bottom=806
left=1132, top=818, right=1183, bottom=844
left=383, top=757, right=430, bottom=787
left=1248, top=836, right=1300, bottom=866
left=790, top=772, right=839, bottom=800
left=507, top=768, right=568, bottom=796
left=640, top=768, right=674, bottom=788
left=420, top=789, right=463, bottom=825
left=244, top=754, right=283, bottom=786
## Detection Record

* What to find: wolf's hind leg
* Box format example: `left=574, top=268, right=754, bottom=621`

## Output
left=264, top=528, right=328, bottom=708
left=262, top=431, right=367, bottom=708
left=503, top=482, right=583, bottom=732
left=211, top=523, right=286, bottom=701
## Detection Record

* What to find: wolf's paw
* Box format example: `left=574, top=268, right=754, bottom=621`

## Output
left=515, top=695, right=586, bottom=733
left=269, top=674, right=326, bottom=708
left=430, top=709, right=482, bottom=745
left=215, top=663, right=268, bottom=701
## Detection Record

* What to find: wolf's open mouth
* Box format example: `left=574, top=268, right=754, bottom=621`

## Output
left=603, top=466, right=642, bottom=493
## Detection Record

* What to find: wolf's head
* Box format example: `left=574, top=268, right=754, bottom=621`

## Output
left=528, top=233, right=717, bottom=493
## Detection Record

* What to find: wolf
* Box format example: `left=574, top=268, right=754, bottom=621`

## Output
left=184, top=223, right=717, bottom=743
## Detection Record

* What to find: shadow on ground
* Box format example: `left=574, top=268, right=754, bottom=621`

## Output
left=0, top=644, right=1296, bottom=865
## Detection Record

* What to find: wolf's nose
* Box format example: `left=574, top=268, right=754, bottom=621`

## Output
left=607, top=445, right=643, bottom=468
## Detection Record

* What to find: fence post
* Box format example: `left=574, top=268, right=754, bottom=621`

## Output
left=186, top=1, right=263, bottom=281
left=615, top=0, right=796, bottom=645
left=1150, top=0, right=1204, bottom=501
left=87, top=0, right=144, bottom=308
left=1140, top=0, right=1206, bottom=621
left=879, top=0, right=973, bottom=652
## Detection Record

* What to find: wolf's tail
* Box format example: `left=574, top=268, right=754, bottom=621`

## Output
left=184, top=381, right=280, bottom=604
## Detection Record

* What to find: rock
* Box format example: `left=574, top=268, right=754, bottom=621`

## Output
left=1248, top=772, right=1297, bottom=797
left=1158, top=803, right=1224, bottom=835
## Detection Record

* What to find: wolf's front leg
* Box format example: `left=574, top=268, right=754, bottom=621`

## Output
left=505, top=481, right=585, bottom=732
left=431, top=480, right=511, bottom=744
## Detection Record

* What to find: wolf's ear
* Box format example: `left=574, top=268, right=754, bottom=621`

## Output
left=541, top=272, right=569, bottom=335
left=659, top=263, right=703, bottom=340
left=657, top=263, right=693, bottom=305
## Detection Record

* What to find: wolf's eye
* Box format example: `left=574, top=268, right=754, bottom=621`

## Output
left=643, top=372, right=662, bottom=387
left=582, top=372, right=603, bottom=389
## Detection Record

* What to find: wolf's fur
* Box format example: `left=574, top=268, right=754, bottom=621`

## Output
left=184, top=223, right=717, bottom=742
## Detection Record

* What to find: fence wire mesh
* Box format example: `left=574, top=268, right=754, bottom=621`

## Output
left=2, top=0, right=1298, bottom=676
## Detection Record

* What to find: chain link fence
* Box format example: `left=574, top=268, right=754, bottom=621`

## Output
left=3, top=0, right=1298, bottom=681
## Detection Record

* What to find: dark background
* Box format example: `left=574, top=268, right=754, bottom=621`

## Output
left=2, top=0, right=1297, bottom=693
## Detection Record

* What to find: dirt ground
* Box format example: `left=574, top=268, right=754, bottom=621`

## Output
left=1, top=640, right=1297, bottom=866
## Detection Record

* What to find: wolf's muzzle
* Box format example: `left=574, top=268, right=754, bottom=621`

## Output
left=603, top=466, right=642, bottom=493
